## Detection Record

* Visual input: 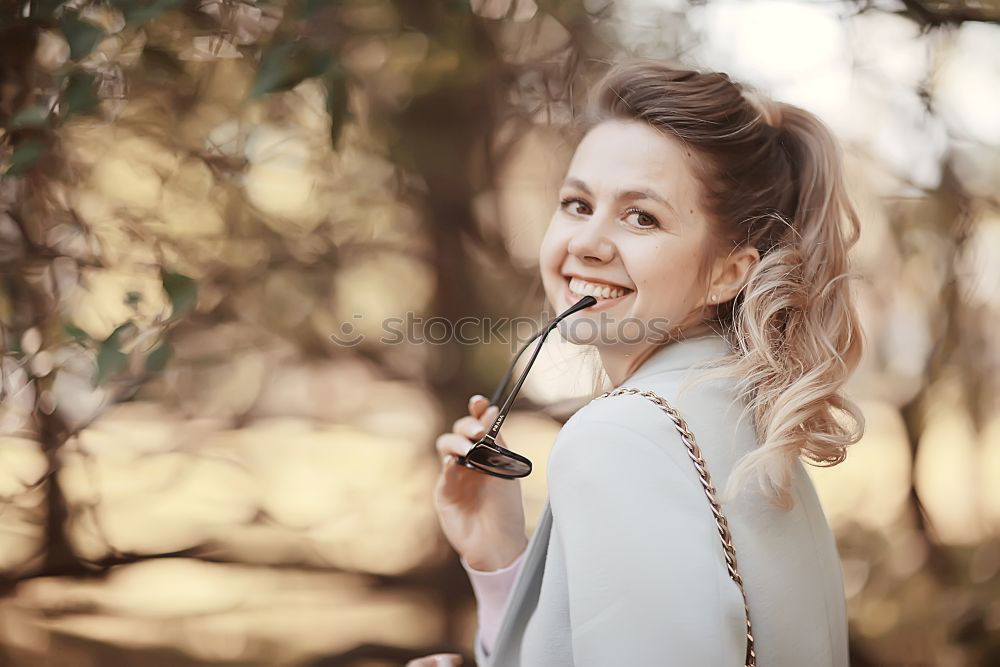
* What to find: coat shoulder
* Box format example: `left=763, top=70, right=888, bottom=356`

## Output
left=548, top=390, right=706, bottom=493
left=559, top=392, right=670, bottom=451
left=563, top=375, right=729, bottom=446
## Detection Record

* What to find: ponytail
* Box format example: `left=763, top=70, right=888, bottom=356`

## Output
left=711, top=102, right=867, bottom=509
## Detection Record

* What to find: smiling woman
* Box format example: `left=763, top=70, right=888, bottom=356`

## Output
left=432, top=57, right=866, bottom=667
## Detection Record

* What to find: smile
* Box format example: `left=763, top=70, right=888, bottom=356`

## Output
left=567, top=276, right=633, bottom=300
left=562, top=276, right=634, bottom=312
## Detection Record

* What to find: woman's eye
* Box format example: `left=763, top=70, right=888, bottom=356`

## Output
left=625, top=207, right=660, bottom=229
left=560, top=198, right=591, bottom=215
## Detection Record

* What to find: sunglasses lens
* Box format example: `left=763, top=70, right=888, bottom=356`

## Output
left=466, top=444, right=532, bottom=478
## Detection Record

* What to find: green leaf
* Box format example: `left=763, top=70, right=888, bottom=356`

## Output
left=34, top=0, right=66, bottom=21
left=250, top=41, right=334, bottom=99
left=64, top=323, right=92, bottom=344
left=95, top=322, right=135, bottom=387
left=3, top=140, right=48, bottom=179
left=110, top=0, right=186, bottom=26
left=302, top=0, right=340, bottom=16
left=144, top=341, right=171, bottom=373
left=444, top=0, right=471, bottom=14
left=63, top=71, right=100, bottom=119
left=10, top=105, right=50, bottom=129
left=59, top=11, right=106, bottom=61
left=161, top=270, right=198, bottom=320
left=325, top=66, right=350, bottom=150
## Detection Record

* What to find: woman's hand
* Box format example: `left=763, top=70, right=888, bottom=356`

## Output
left=405, top=652, right=463, bottom=666
left=434, top=395, right=529, bottom=571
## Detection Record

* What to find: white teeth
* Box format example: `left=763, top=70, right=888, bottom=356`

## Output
left=568, top=277, right=631, bottom=300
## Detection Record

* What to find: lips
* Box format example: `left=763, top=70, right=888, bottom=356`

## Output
left=561, top=275, right=634, bottom=312
left=567, top=276, right=632, bottom=300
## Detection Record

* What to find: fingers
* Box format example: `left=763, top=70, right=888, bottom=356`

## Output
left=452, top=415, right=486, bottom=440
left=437, top=396, right=504, bottom=469
left=468, top=394, right=489, bottom=419
left=436, top=432, right=472, bottom=465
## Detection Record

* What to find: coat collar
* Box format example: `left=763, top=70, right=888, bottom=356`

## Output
left=622, top=332, right=734, bottom=385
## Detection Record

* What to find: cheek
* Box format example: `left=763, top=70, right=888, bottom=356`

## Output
left=628, top=243, right=702, bottom=305
left=538, top=219, right=565, bottom=271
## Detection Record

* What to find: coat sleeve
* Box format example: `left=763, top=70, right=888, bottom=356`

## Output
left=547, top=411, right=748, bottom=667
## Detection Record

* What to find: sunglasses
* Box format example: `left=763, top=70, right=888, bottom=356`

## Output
left=454, top=295, right=597, bottom=479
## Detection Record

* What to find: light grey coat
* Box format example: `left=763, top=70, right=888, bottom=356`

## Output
left=473, top=334, right=850, bottom=666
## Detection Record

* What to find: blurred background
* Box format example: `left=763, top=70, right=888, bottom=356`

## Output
left=0, top=0, right=998, bottom=665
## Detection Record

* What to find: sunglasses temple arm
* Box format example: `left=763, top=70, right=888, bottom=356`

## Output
left=485, top=321, right=555, bottom=440
left=485, top=296, right=596, bottom=440
left=488, top=327, right=545, bottom=407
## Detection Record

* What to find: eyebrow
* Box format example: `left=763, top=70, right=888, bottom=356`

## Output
left=561, top=177, right=679, bottom=217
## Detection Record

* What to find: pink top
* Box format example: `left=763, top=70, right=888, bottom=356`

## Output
left=460, top=548, right=528, bottom=656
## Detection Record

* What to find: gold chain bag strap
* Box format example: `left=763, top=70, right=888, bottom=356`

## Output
left=591, top=387, right=756, bottom=667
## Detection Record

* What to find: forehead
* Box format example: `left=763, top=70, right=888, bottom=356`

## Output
left=565, top=119, right=702, bottom=208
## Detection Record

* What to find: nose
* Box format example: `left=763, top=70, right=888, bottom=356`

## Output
left=567, top=218, right=615, bottom=264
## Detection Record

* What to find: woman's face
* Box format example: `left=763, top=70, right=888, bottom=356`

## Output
left=539, top=118, right=716, bottom=349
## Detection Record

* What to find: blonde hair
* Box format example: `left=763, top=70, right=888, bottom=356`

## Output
left=574, top=59, right=866, bottom=510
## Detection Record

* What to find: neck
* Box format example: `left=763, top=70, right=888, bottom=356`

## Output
left=597, top=321, right=717, bottom=386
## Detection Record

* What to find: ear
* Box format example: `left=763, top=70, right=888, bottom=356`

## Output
left=707, top=245, right=759, bottom=304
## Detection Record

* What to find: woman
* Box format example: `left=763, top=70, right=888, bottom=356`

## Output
left=415, top=59, right=865, bottom=667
